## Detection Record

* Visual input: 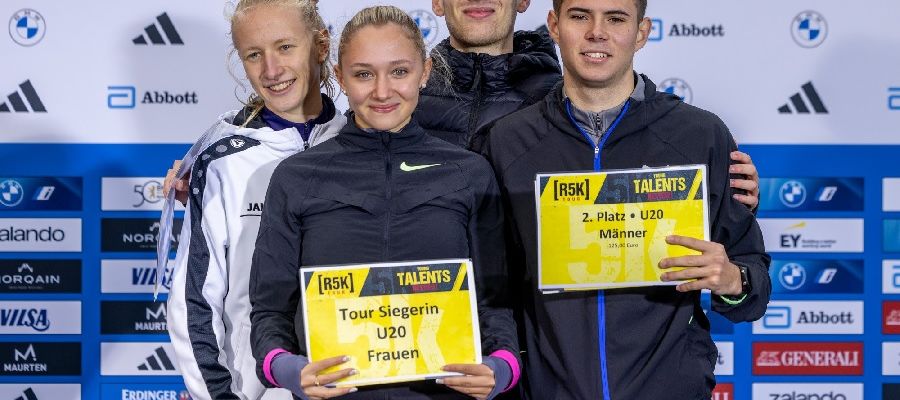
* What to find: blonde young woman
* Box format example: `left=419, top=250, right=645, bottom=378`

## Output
left=249, top=6, right=519, bottom=400
left=164, top=1, right=345, bottom=399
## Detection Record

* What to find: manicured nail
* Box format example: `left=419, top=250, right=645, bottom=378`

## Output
left=435, top=379, right=444, bottom=384
left=348, top=388, right=358, bottom=393
left=349, top=369, right=358, bottom=376
left=342, top=356, right=350, bottom=362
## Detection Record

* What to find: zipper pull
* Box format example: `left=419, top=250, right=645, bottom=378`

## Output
left=594, top=146, right=600, bottom=157
left=303, top=140, right=310, bottom=150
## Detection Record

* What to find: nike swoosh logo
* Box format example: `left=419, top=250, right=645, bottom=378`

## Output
left=400, top=162, right=441, bottom=172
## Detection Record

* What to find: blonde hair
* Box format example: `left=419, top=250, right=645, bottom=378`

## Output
left=228, top=0, right=334, bottom=124
left=337, top=5, right=427, bottom=66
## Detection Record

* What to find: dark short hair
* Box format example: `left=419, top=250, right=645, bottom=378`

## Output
left=552, top=0, right=647, bottom=20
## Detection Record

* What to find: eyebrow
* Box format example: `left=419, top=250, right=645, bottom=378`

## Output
left=348, top=59, right=414, bottom=68
left=566, top=7, right=632, bottom=17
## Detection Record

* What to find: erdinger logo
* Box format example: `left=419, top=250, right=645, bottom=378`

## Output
left=0, top=308, right=49, bottom=331
left=133, top=180, right=164, bottom=207
left=779, top=180, right=807, bottom=207
left=792, top=11, right=828, bottom=48
left=660, top=78, right=692, bottom=104
left=0, top=179, right=24, bottom=207
left=120, top=389, right=192, bottom=400
left=409, top=10, right=439, bottom=46
left=779, top=263, right=807, bottom=290
left=9, top=9, right=45, bottom=46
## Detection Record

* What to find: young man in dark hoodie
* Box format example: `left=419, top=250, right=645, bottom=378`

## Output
left=482, top=0, right=771, bottom=399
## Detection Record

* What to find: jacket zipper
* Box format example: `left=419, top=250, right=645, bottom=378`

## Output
left=302, top=122, right=312, bottom=150
left=382, top=132, right=392, bottom=260
left=564, top=97, right=630, bottom=400
left=465, top=54, right=484, bottom=145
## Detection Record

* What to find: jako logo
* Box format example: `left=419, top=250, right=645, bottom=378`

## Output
left=133, top=12, right=183, bottom=45
left=647, top=19, right=724, bottom=41
left=791, top=10, right=828, bottom=48
left=0, top=309, right=49, bottom=332
left=409, top=10, right=439, bottom=46
left=778, top=82, right=828, bottom=114
left=0, top=80, right=46, bottom=113
left=9, top=8, right=46, bottom=47
left=138, top=347, right=176, bottom=371
left=108, top=86, right=198, bottom=109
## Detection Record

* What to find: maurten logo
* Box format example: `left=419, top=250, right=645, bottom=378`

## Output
left=0, top=180, right=24, bottom=207
left=133, top=12, right=183, bottom=45
left=400, top=162, right=440, bottom=172
left=0, top=80, right=46, bottom=113
left=792, top=11, right=828, bottom=48
left=12, top=387, right=38, bottom=400
left=138, top=347, right=176, bottom=371
left=9, top=9, right=45, bottom=47
left=778, top=82, right=828, bottom=114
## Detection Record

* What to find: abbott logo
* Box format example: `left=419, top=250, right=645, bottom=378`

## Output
left=755, top=301, right=863, bottom=334
left=133, top=12, right=183, bottom=45
left=0, top=80, right=45, bottom=113
left=108, top=86, right=135, bottom=109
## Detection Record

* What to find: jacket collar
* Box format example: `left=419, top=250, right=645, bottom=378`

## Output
left=430, top=30, right=560, bottom=94
left=543, top=74, right=681, bottom=146
left=230, top=93, right=337, bottom=130
left=337, top=112, right=428, bottom=151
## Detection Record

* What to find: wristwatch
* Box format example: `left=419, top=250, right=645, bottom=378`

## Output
left=737, top=265, right=752, bottom=295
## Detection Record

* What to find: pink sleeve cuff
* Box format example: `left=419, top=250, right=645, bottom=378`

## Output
left=490, top=349, right=520, bottom=392
left=263, top=348, right=290, bottom=387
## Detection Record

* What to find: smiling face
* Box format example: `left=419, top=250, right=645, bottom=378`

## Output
left=336, top=23, right=432, bottom=132
left=432, top=0, right=529, bottom=53
left=548, top=0, right=650, bottom=89
left=232, top=4, right=327, bottom=122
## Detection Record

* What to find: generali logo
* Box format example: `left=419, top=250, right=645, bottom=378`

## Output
left=753, top=342, right=863, bottom=375
left=884, top=301, right=900, bottom=334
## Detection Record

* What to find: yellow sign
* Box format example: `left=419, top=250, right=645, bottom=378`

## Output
left=536, top=165, right=710, bottom=291
left=301, top=259, right=481, bottom=387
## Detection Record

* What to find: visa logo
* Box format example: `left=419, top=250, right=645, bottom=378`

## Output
left=0, top=308, right=50, bottom=331
left=132, top=267, right=171, bottom=289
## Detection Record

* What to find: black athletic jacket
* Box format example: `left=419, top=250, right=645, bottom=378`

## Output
left=418, top=30, right=561, bottom=149
left=483, top=76, right=771, bottom=400
left=249, top=115, right=518, bottom=398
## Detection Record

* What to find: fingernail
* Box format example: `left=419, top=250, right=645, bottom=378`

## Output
left=435, top=379, right=444, bottom=384
left=350, top=369, right=358, bottom=376
left=342, top=356, right=350, bottom=362
left=349, top=388, right=358, bottom=393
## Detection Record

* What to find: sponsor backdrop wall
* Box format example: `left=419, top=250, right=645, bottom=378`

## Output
left=1, top=0, right=899, bottom=399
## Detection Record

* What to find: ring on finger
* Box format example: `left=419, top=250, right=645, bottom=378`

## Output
left=314, top=375, right=320, bottom=386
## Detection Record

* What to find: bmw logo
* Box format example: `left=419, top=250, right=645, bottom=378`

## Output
left=9, top=9, right=45, bottom=47
left=778, top=263, right=807, bottom=290
left=791, top=10, right=827, bottom=48
left=660, top=78, right=692, bottom=104
left=779, top=180, right=807, bottom=208
left=0, top=179, right=24, bottom=207
left=409, top=10, right=440, bottom=47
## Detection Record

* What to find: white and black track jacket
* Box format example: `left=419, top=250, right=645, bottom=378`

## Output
left=166, top=106, right=345, bottom=400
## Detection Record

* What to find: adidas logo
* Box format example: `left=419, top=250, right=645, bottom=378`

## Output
left=1, top=80, right=46, bottom=113
left=133, top=12, right=183, bottom=45
left=778, top=81, right=828, bottom=114
left=137, top=346, right=176, bottom=371
left=13, top=388, right=38, bottom=400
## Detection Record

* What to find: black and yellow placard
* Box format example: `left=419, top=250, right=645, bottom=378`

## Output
left=300, top=259, right=481, bottom=387
left=535, top=165, right=710, bottom=291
